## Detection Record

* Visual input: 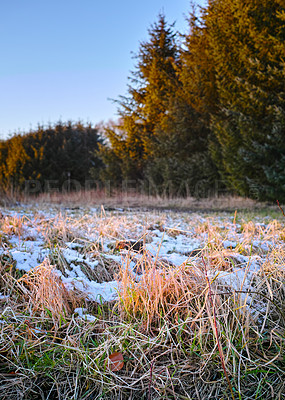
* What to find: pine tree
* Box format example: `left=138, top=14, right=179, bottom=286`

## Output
left=205, top=0, right=285, bottom=200
left=100, top=13, right=220, bottom=196
left=100, top=14, right=180, bottom=188
left=162, top=5, right=221, bottom=196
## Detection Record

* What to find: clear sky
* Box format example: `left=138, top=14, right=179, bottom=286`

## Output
left=0, top=0, right=206, bottom=139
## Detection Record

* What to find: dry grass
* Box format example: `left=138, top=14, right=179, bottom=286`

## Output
left=17, top=260, right=84, bottom=324
left=118, top=251, right=207, bottom=331
left=1, top=215, right=25, bottom=237
left=0, top=205, right=285, bottom=399
left=20, top=189, right=269, bottom=211
left=1, top=253, right=284, bottom=399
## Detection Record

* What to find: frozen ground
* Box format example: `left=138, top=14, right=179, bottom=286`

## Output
left=0, top=204, right=284, bottom=309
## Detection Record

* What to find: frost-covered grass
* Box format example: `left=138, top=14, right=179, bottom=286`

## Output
left=0, top=204, right=284, bottom=399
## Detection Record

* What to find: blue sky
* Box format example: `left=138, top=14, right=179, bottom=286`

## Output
left=0, top=0, right=206, bottom=139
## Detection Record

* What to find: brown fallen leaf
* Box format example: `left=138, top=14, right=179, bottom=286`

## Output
left=115, top=240, right=143, bottom=252
left=107, top=352, right=124, bottom=372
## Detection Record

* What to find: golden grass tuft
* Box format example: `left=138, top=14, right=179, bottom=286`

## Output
left=1, top=215, right=25, bottom=237
left=41, top=213, right=77, bottom=246
left=17, top=260, right=84, bottom=324
left=117, top=250, right=207, bottom=330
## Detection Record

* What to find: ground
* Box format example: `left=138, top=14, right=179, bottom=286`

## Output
left=0, top=202, right=284, bottom=399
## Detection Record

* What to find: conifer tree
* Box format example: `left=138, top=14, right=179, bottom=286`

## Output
left=0, top=122, right=103, bottom=192
left=151, top=5, right=221, bottom=196
left=0, top=140, right=9, bottom=190
left=100, top=13, right=220, bottom=195
left=2, top=135, right=29, bottom=190
left=205, top=0, right=285, bottom=200
left=100, top=14, right=180, bottom=187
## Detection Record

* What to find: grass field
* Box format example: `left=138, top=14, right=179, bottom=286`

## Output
left=0, top=197, right=284, bottom=399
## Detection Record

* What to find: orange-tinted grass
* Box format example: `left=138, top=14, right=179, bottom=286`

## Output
left=17, top=260, right=85, bottom=325
left=117, top=250, right=207, bottom=330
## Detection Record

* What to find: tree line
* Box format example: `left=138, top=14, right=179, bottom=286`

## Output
left=1, top=0, right=284, bottom=200
left=0, top=121, right=103, bottom=193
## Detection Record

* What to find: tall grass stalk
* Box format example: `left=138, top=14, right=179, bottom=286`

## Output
left=202, top=255, right=235, bottom=400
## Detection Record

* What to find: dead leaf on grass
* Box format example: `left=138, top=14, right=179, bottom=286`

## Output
left=107, top=352, right=124, bottom=372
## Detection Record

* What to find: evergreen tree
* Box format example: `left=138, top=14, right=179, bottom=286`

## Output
left=146, top=5, right=221, bottom=196
left=0, top=141, right=8, bottom=190
left=100, top=14, right=180, bottom=188
left=1, top=135, right=29, bottom=190
left=0, top=122, right=104, bottom=192
left=100, top=13, right=220, bottom=195
left=205, top=0, right=285, bottom=200
left=145, top=89, right=219, bottom=196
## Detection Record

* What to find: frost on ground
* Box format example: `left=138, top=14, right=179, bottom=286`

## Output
left=0, top=205, right=284, bottom=312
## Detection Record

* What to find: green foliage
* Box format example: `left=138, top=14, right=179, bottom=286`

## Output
left=0, top=121, right=103, bottom=192
left=204, top=0, right=285, bottom=200
left=99, top=14, right=220, bottom=196
left=0, top=135, right=29, bottom=190
left=100, top=15, right=179, bottom=183
left=144, top=95, right=219, bottom=196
